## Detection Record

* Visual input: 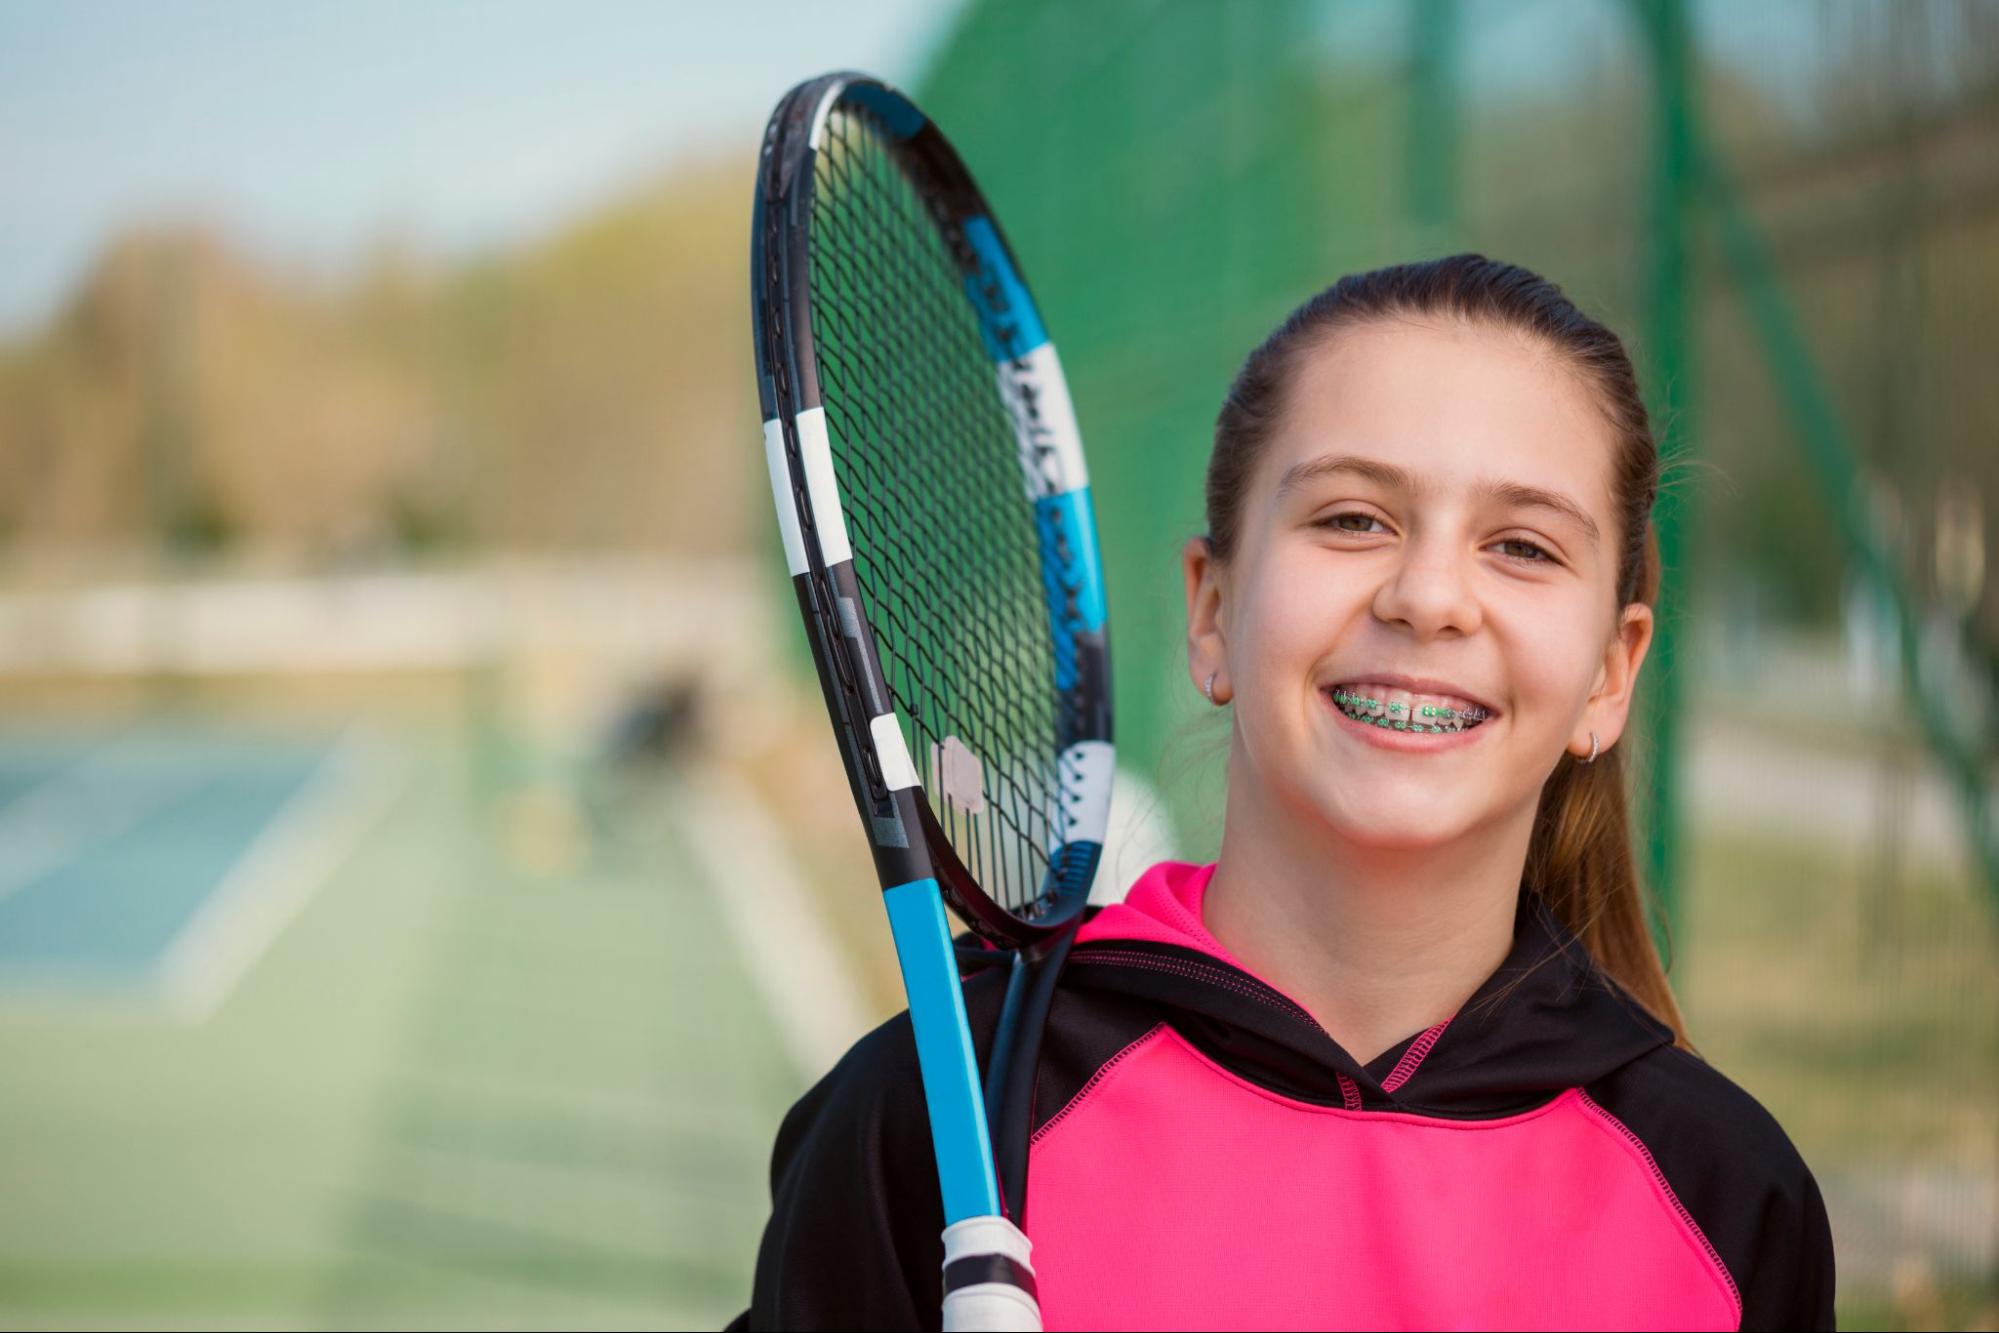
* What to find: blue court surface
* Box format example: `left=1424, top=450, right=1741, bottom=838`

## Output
left=0, top=726, right=338, bottom=997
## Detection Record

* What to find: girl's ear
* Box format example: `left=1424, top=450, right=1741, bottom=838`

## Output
left=1183, top=536, right=1230, bottom=702
left=1579, top=601, right=1654, bottom=756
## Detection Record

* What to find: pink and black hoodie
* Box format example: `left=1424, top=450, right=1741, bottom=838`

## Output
left=736, top=861, right=1835, bottom=1330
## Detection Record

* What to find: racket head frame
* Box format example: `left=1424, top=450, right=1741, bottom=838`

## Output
left=751, top=72, right=1113, bottom=949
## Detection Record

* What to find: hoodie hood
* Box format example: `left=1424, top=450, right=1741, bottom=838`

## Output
left=1067, top=860, right=1673, bottom=1115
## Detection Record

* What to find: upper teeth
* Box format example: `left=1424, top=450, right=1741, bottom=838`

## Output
left=1329, top=684, right=1491, bottom=730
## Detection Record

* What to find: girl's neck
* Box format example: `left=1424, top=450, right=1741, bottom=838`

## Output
left=1202, top=782, right=1535, bottom=1067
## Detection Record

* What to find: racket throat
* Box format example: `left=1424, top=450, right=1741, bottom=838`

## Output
left=982, top=930, right=1077, bottom=1227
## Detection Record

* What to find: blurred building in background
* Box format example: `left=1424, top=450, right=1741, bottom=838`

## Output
left=0, top=1, right=1992, bottom=1328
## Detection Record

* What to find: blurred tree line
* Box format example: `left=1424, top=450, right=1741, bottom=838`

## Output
left=0, top=160, right=755, bottom=568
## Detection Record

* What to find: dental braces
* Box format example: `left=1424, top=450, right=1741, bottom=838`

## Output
left=1329, top=689, right=1491, bottom=731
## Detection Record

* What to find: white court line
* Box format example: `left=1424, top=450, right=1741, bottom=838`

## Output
left=675, top=764, right=874, bottom=1085
left=0, top=735, right=192, bottom=906
left=153, top=726, right=408, bottom=1021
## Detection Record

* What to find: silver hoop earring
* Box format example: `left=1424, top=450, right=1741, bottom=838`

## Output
left=1204, top=671, right=1219, bottom=705
left=1582, top=731, right=1600, bottom=765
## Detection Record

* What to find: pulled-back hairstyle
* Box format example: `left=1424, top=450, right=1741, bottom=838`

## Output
left=1206, top=253, right=1687, bottom=1046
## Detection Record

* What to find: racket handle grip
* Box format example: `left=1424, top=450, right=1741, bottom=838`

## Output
left=940, top=1215, right=1042, bottom=1332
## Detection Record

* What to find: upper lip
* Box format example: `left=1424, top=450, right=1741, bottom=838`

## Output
left=1325, top=673, right=1500, bottom=715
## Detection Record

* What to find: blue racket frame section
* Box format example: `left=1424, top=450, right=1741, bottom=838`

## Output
left=882, top=877, right=1001, bottom=1223
left=961, top=214, right=1108, bottom=701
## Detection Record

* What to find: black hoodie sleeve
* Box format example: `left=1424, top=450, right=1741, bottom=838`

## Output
left=1747, top=1153, right=1837, bottom=1331
left=1590, top=1045, right=1837, bottom=1331
left=731, top=1009, right=947, bottom=1331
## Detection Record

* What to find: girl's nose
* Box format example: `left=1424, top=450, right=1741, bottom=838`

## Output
left=1370, top=538, right=1483, bottom=640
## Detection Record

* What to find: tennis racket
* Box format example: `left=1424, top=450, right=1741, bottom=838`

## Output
left=750, top=72, right=1113, bottom=1332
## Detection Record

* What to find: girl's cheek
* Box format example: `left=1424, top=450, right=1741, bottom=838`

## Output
left=1509, top=625, right=1596, bottom=718
left=1271, top=559, right=1351, bottom=643
left=1262, top=583, right=1339, bottom=664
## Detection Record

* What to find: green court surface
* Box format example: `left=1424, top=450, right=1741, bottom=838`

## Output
left=0, top=720, right=797, bottom=1330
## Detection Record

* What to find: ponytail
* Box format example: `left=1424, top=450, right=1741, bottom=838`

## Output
left=1523, top=527, right=1687, bottom=1045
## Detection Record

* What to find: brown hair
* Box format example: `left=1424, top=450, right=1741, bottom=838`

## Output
left=1206, top=254, right=1688, bottom=1046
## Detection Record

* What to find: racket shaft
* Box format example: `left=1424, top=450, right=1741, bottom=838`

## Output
left=881, top=877, right=1000, bottom=1221
left=884, top=880, right=1044, bottom=1330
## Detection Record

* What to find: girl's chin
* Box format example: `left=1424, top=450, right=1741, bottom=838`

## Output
left=1306, top=785, right=1495, bottom=849
left=1320, top=817, right=1478, bottom=853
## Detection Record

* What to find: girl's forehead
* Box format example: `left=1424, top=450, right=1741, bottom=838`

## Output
left=1268, top=319, right=1616, bottom=507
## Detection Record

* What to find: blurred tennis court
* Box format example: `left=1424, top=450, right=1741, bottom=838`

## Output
left=0, top=723, right=378, bottom=1013
left=0, top=565, right=843, bottom=1331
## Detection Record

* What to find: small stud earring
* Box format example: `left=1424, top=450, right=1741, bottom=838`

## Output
left=1581, top=731, right=1600, bottom=764
left=1204, top=671, right=1219, bottom=705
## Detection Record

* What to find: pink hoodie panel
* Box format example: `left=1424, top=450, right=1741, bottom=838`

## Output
left=1077, top=859, right=1231, bottom=956
left=1039, top=861, right=1741, bottom=1330
left=1028, top=1029, right=1738, bottom=1330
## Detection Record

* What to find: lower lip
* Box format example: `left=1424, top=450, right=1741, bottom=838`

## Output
left=1321, top=690, right=1497, bottom=751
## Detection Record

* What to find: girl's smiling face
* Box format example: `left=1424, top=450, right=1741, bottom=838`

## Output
left=1185, top=316, right=1654, bottom=850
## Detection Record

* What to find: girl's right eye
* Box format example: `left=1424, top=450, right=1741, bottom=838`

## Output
left=1313, top=511, right=1386, bottom=535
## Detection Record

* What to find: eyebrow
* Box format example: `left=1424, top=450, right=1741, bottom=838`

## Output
left=1275, top=452, right=1602, bottom=549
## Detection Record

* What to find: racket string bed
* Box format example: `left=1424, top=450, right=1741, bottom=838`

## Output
left=813, top=133, right=1050, bottom=802
left=815, top=122, right=1059, bottom=760
left=813, top=326, right=1059, bottom=903
left=826, top=121, right=1062, bottom=767
left=809, top=105, right=1065, bottom=915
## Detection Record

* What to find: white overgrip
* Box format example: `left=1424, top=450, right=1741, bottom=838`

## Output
left=940, top=1214, right=1041, bottom=1332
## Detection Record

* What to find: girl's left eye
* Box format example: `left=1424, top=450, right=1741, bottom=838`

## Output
left=1494, top=537, right=1554, bottom=564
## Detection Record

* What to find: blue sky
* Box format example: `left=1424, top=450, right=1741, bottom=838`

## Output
left=0, top=0, right=1961, bottom=338
left=0, top=0, right=955, bottom=333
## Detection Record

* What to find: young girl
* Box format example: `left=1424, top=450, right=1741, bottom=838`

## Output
left=735, top=255, right=1836, bottom=1331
